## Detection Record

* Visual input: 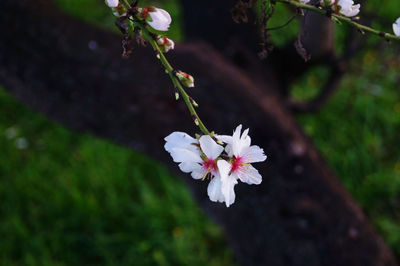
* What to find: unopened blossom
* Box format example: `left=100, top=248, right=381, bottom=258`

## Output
left=393, top=18, right=400, bottom=36
left=320, top=0, right=334, bottom=7
left=175, top=70, right=194, bottom=88
left=216, top=125, right=267, bottom=207
left=138, top=7, right=172, bottom=31
left=112, top=6, right=127, bottom=17
left=105, top=0, right=119, bottom=8
left=156, top=36, right=175, bottom=53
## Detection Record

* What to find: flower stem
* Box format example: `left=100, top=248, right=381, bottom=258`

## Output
left=131, top=22, right=212, bottom=136
left=275, top=0, right=400, bottom=41
left=118, top=1, right=211, bottom=136
left=122, top=0, right=131, bottom=8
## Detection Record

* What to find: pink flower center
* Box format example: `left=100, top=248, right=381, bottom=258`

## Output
left=231, top=156, right=243, bottom=173
left=203, top=158, right=217, bottom=173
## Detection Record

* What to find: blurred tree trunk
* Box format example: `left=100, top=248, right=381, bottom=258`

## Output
left=0, top=0, right=397, bottom=265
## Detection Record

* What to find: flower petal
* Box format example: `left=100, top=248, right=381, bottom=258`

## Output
left=224, top=143, right=234, bottom=157
left=148, top=8, right=171, bottom=31
left=207, top=174, right=225, bottom=203
left=164, top=131, right=198, bottom=151
left=105, top=0, right=118, bottom=8
left=235, top=164, right=262, bottom=185
left=337, top=0, right=360, bottom=17
left=178, top=161, right=201, bottom=173
left=231, top=124, right=251, bottom=157
left=199, top=135, right=224, bottom=160
left=393, top=18, right=400, bottom=36
left=231, top=125, right=242, bottom=156
left=215, top=134, right=232, bottom=144
left=241, top=145, right=267, bottom=163
left=214, top=134, right=234, bottom=157
left=218, top=160, right=237, bottom=207
left=170, top=147, right=202, bottom=164
left=191, top=166, right=207, bottom=180
left=165, top=133, right=198, bottom=158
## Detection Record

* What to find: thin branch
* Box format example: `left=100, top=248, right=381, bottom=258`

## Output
left=266, top=14, right=297, bottom=31
left=276, top=0, right=400, bottom=41
left=119, top=1, right=212, bottom=136
left=135, top=22, right=212, bottom=136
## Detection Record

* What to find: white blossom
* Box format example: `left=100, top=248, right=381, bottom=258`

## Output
left=105, top=0, right=119, bottom=8
left=216, top=125, right=267, bottom=207
left=164, top=132, right=227, bottom=204
left=165, top=133, right=223, bottom=179
left=138, top=7, right=172, bottom=31
left=300, top=0, right=310, bottom=4
left=337, top=0, right=360, bottom=17
left=393, top=18, right=400, bottom=36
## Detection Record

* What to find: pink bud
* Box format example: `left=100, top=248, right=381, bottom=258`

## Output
left=156, top=36, right=175, bottom=53
left=176, top=70, right=194, bottom=88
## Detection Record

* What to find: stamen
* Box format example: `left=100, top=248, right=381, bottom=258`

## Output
left=203, top=159, right=217, bottom=172
left=231, top=156, right=243, bottom=172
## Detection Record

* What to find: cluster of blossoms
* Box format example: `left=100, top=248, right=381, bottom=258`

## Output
left=164, top=125, right=267, bottom=207
left=104, top=1, right=267, bottom=208
left=104, top=0, right=195, bottom=87
left=300, top=0, right=400, bottom=37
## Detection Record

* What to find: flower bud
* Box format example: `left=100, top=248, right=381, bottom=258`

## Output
left=112, top=5, right=127, bottom=17
left=175, top=70, right=194, bottom=88
left=189, top=97, right=199, bottom=107
left=105, top=0, right=119, bottom=8
left=156, top=36, right=175, bottom=53
left=319, top=0, right=334, bottom=7
left=137, top=7, right=172, bottom=31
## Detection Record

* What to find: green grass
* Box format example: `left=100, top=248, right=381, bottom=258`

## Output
left=0, top=87, right=235, bottom=265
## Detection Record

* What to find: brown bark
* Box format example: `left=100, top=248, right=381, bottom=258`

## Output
left=0, top=0, right=397, bottom=265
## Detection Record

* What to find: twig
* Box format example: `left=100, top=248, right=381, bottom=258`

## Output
left=275, top=0, right=400, bottom=41
left=266, top=14, right=298, bottom=30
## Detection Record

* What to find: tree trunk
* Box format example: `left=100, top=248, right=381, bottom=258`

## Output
left=0, top=1, right=397, bottom=265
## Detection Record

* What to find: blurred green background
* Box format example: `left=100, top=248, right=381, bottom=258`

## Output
left=0, top=0, right=399, bottom=265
